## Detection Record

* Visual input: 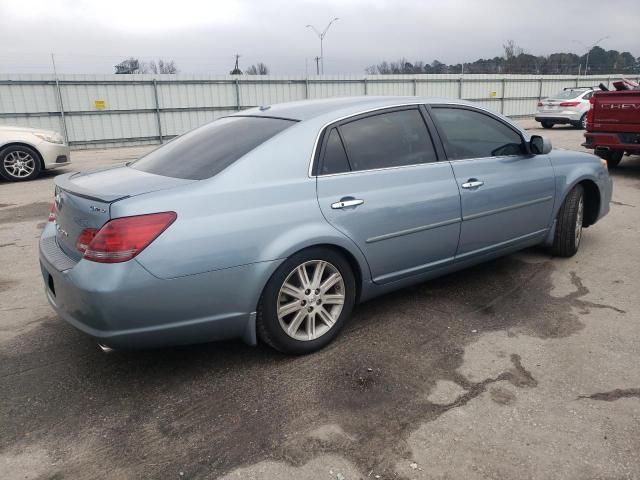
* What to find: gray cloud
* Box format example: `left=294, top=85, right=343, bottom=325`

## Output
left=0, top=0, right=638, bottom=74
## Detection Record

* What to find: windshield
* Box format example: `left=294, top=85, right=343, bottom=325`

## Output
left=550, top=89, right=588, bottom=100
left=131, top=116, right=296, bottom=180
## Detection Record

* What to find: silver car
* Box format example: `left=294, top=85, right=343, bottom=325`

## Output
left=535, top=87, right=594, bottom=129
left=39, top=97, right=612, bottom=354
left=0, top=125, right=71, bottom=181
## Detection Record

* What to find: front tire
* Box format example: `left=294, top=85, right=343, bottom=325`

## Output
left=551, top=184, right=584, bottom=258
left=541, top=120, right=554, bottom=129
left=0, top=145, right=42, bottom=182
left=257, top=247, right=356, bottom=355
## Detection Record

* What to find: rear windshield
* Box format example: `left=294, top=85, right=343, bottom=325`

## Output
left=131, top=116, right=296, bottom=180
left=550, top=89, right=588, bottom=100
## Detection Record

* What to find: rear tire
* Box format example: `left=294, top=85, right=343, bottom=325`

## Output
left=541, top=121, right=554, bottom=129
left=0, top=145, right=42, bottom=182
left=257, top=247, right=356, bottom=355
left=579, top=113, right=587, bottom=130
left=551, top=184, right=584, bottom=258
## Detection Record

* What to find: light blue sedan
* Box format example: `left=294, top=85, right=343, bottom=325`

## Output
left=39, top=97, right=612, bottom=354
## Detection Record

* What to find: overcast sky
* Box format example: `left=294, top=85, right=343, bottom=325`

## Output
left=0, top=0, right=638, bottom=75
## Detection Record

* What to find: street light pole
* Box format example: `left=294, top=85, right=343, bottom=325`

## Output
left=573, top=36, right=610, bottom=75
left=306, top=17, right=339, bottom=75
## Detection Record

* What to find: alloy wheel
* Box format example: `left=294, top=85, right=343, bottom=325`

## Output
left=3, top=150, right=36, bottom=179
left=277, top=260, right=345, bottom=341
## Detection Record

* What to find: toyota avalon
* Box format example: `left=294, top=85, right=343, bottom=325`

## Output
left=40, top=96, right=612, bottom=354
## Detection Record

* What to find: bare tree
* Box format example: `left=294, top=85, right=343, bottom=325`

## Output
left=503, top=40, right=524, bottom=60
left=115, top=58, right=178, bottom=74
left=114, top=57, right=141, bottom=74
left=142, top=59, right=179, bottom=74
left=246, top=62, right=269, bottom=75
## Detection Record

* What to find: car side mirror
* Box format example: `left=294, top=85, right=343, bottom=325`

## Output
left=530, top=135, right=552, bottom=155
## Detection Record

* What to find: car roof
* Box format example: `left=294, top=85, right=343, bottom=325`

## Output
left=234, top=96, right=477, bottom=122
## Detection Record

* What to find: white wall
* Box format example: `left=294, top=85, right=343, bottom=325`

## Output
left=0, top=73, right=633, bottom=149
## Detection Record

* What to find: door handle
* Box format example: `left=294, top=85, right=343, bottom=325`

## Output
left=331, top=198, right=364, bottom=209
left=461, top=179, right=484, bottom=189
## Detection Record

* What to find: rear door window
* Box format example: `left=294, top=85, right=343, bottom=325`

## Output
left=131, top=116, right=296, bottom=180
left=430, top=107, right=526, bottom=160
left=338, top=109, right=438, bottom=172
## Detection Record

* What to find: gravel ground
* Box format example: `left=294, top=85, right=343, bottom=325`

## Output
left=1, top=119, right=639, bottom=480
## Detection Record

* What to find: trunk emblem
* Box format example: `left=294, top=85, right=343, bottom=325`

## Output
left=89, top=205, right=107, bottom=213
left=55, top=222, right=69, bottom=237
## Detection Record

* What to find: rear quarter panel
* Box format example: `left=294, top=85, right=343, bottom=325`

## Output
left=111, top=121, right=371, bottom=283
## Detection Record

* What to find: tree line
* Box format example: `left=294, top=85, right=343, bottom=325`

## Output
left=114, top=57, right=270, bottom=75
left=366, top=41, right=639, bottom=75
left=114, top=41, right=639, bottom=76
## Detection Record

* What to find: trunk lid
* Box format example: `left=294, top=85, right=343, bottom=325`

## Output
left=53, top=166, right=194, bottom=260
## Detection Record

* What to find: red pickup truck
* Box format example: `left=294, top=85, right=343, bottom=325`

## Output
left=583, top=85, right=640, bottom=168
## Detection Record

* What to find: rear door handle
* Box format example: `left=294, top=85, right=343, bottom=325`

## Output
left=331, top=198, right=364, bottom=209
left=461, top=179, right=484, bottom=189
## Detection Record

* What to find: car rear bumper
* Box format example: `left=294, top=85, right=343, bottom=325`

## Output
left=535, top=112, right=582, bottom=123
left=39, top=223, right=275, bottom=349
left=582, top=132, right=640, bottom=154
left=39, top=141, right=71, bottom=169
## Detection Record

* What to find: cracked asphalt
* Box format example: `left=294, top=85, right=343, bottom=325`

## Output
left=1, top=120, right=639, bottom=480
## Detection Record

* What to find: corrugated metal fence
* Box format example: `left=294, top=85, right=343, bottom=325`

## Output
left=0, top=73, right=635, bottom=149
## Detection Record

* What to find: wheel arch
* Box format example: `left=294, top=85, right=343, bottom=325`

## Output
left=249, top=241, right=368, bottom=348
left=255, top=240, right=368, bottom=311
left=578, top=179, right=600, bottom=227
left=554, top=171, right=602, bottom=228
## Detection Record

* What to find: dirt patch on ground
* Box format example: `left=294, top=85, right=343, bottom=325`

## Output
left=579, top=388, right=640, bottom=402
left=0, top=202, right=50, bottom=225
left=0, top=255, right=625, bottom=479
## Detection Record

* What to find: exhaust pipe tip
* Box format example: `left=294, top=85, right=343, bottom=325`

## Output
left=98, top=343, right=114, bottom=353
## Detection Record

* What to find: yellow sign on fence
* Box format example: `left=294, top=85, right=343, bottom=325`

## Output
left=489, top=91, right=497, bottom=97
left=94, top=100, right=106, bottom=110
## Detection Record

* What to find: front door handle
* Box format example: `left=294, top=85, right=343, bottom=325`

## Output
left=331, top=198, right=364, bottom=209
left=461, top=179, right=484, bottom=189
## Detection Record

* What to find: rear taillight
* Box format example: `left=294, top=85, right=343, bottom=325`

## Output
left=77, top=212, right=176, bottom=263
left=559, top=101, right=580, bottom=107
left=76, top=228, right=98, bottom=255
left=48, top=203, right=56, bottom=222
left=587, top=96, right=595, bottom=126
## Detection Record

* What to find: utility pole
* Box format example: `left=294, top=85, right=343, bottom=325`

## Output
left=314, top=56, right=321, bottom=75
left=306, top=17, right=339, bottom=74
left=50, top=53, right=68, bottom=144
left=573, top=36, right=610, bottom=76
left=230, top=54, right=242, bottom=75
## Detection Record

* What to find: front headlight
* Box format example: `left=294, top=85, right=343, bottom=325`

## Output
left=34, top=132, right=64, bottom=144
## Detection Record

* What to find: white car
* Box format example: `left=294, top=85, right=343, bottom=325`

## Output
left=0, top=125, right=71, bottom=181
left=535, top=87, right=594, bottom=130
